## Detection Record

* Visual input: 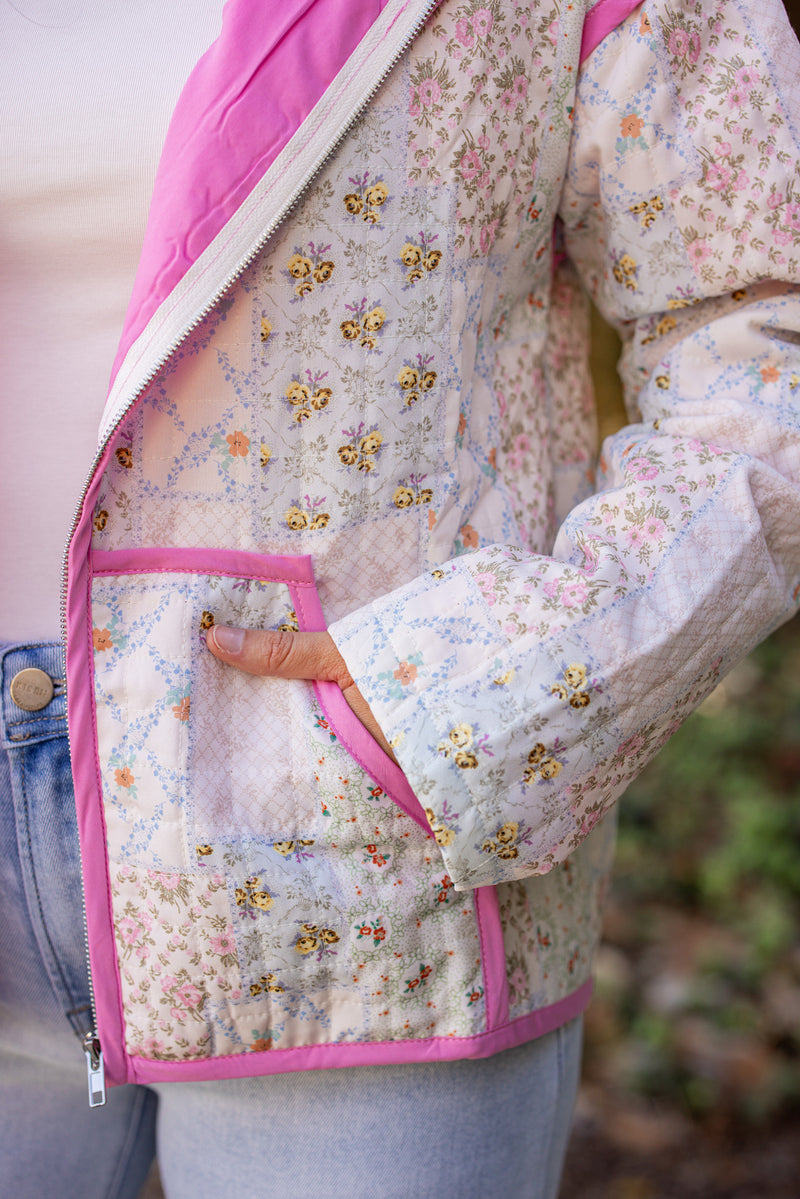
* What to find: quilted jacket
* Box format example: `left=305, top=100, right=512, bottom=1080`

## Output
left=65, top=0, right=800, bottom=1089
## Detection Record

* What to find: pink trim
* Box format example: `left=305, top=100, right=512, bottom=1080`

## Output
left=474, top=887, right=510, bottom=1030
left=91, top=547, right=316, bottom=587
left=580, top=0, right=643, bottom=63
left=67, top=521, right=130, bottom=1085
left=288, top=577, right=430, bottom=832
left=127, top=982, right=593, bottom=1084
left=111, top=0, right=391, bottom=386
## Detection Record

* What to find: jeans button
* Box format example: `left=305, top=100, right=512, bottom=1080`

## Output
left=10, top=668, right=54, bottom=711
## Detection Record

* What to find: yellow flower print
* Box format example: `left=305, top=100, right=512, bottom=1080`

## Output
left=338, top=444, right=358, bottom=466
left=313, top=261, right=334, bottom=283
left=273, top=841, right=295, bottom=855
left=563, top=664, right=587, bottom=689
left=495, top=822, right=518, bottom=845
left=449, top=723, right=473, bottom=749
left=196, top=844, right=213, bottom=857
left=260, top=316, right=272, bottom=342
left=400, top=243, right=423, bottom=267
left=407, top=267, right=424, bottom=284
left=423, top=249, right=442, bottom=271
left=424, top=807, right=457, bottom=847
left=359, top=431, right=383, bottom=456
left=551, top=683, right=569, bottom=702
left=482, top=821, right=523, bottom=859
left=311, top=387, right=331, bottom=410
left=343, top=173, right=389, bottom=225
left=285, top=505, right=308, bottom=530
left=398, top=365, right=420, bottom=391
left=294, top=935, right=318, bottom=955
left=287, top=253, right=312, bottom=279
left=93, top=509, right=109, bottom=532
left=295, top=279, right=314, bottom=298
left=200, top=610, right=215, bottom=632
left=363, top=306, right=386, bottom=333
left=393, top=486, right=415, bottom=508
left=364, top=180, right=388, bottom=208
left=528, top=743, right=546, bottom=765
left=260, top=443, right=271, bottom=468
left=655, top=374, right=670, bottom=389
left=319, top=929, right=339, bottom=944
left=277, top=610, right=298, bottom=633
left=417, top=488, right=433, bottom=505
left=309, top=512, right=330, bottom=530
left=539, top=757, right=561, bottom=780
left=115, top=446, right=133, bottom=469
left=341, top=319, right=360, bottom=340
left=493, top=669, right=515, bottom=685
left=655, top=315, right=677, bottom=336
left=250, top=888, right=274, bottom=912
left=569, top=691, right=590, bottom=710
left=420, top=370, right=437, bottom=392
left=454, top=751, right=478, bottom=769
left=612, top=253, right=639, bottom=292
left=286, top=380, right=311, bottom=406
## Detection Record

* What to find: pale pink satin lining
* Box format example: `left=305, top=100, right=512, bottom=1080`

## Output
left=111, top=0, right=390, bottom=387
left=580, top=0, right=644, bottom=63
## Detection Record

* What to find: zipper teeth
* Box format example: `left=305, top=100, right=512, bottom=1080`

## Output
left=60, top=0, right=439, bottom=1048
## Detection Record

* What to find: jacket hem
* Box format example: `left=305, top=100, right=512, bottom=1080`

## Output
left=125, top=981, right=592, bottom=1084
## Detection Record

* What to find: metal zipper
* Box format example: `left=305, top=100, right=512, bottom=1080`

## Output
left=61, top=0, right=439, bottom=1106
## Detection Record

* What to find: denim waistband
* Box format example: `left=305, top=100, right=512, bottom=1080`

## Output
left=0, top=641, right=67, bottom=749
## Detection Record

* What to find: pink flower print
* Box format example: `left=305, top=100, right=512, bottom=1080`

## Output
left=471, top=8, right=493, bottom=39
left=785, top=202, right=800, bottom=231
left=454, top=16, right=475, bottom=46
left=705, top=163, right=730, bottom=192
left=151, top=871, right=181, bottom=890
left=773, top=229, right=793, bottom=246
left=687, top=238, right=711, bottom=263
left=175, top=983, right=203, bottom=1010
left=734, top=65, right=760, bottom=90
left=514, top=75, right=528, bottom=100
left=668, top=28, right=689, bottom=56
left=474, top=572, right=497, bottom=605
left=727, top=87, right=747, bottom=108
left=500, top=89, right=515, bottom=111
left=625, top=526, right=645, bottom=549
left=767, top=190, right=784, bottom=211
left=543, top=577, right=560, bottom=599
left=643, top=517, right=666, bottom=542
left=209, top=932, right=236, bottom=956
left=732, top=170, right=749, bottom=192
left=459, top=149, right=482, bottom=183
left=118, top=916, right=142, bottom=945
left=479, top=220, right=499, bottom=255
left=416, top=78, right=442, bottom=108
left=628, top=456, right=658, bottom=481
left=561, top=578, right=588, bottom=608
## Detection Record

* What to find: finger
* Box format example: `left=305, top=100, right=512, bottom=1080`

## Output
left=206, top=626, right=352, bottom=687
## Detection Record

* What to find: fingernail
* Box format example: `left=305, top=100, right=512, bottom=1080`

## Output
left=210, top=626, right=245, bottom=654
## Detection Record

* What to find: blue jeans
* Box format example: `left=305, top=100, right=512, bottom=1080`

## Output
left=0, top=641, right=581, bottom=1198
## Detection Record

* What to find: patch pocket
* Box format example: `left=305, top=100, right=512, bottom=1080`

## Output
left=90, top=547, right=426, bottom=871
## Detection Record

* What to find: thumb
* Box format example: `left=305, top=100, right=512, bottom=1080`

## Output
left=206, top=625, right=353, bottom=686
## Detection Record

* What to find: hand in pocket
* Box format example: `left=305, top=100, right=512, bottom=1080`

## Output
left=206, top=625, right=398, bottom=764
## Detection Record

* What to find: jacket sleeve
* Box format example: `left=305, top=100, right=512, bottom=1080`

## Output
left=329, top=0, right=800, bottom=890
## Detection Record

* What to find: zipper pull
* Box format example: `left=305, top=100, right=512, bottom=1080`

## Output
left=83, top=1032, right=107, bottom=1107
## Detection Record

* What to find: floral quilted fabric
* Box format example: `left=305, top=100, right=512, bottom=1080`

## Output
left=90, top=0, right=800, bottom=1063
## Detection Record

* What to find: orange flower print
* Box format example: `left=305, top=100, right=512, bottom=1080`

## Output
left=459, top=523, right=478, bottom=549
left=620, top=112, right=644, bottom=138
left=115, top=767, right=134, bottom=788
left=639, top=11, right=652, bottom=34
left=760, top=364, right=780, bottom=385
left=172, top=697, right=191, bottom=722
left=226, top=430, right=250, bottom=457
left=250, top=1037, right=272, bottom=1052
left=394, top=660, right=418, bottom=685
left=92, top=627, right=113, bottom=651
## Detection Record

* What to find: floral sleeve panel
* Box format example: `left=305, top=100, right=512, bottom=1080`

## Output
left=330, top=1, right=800, bottom=890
